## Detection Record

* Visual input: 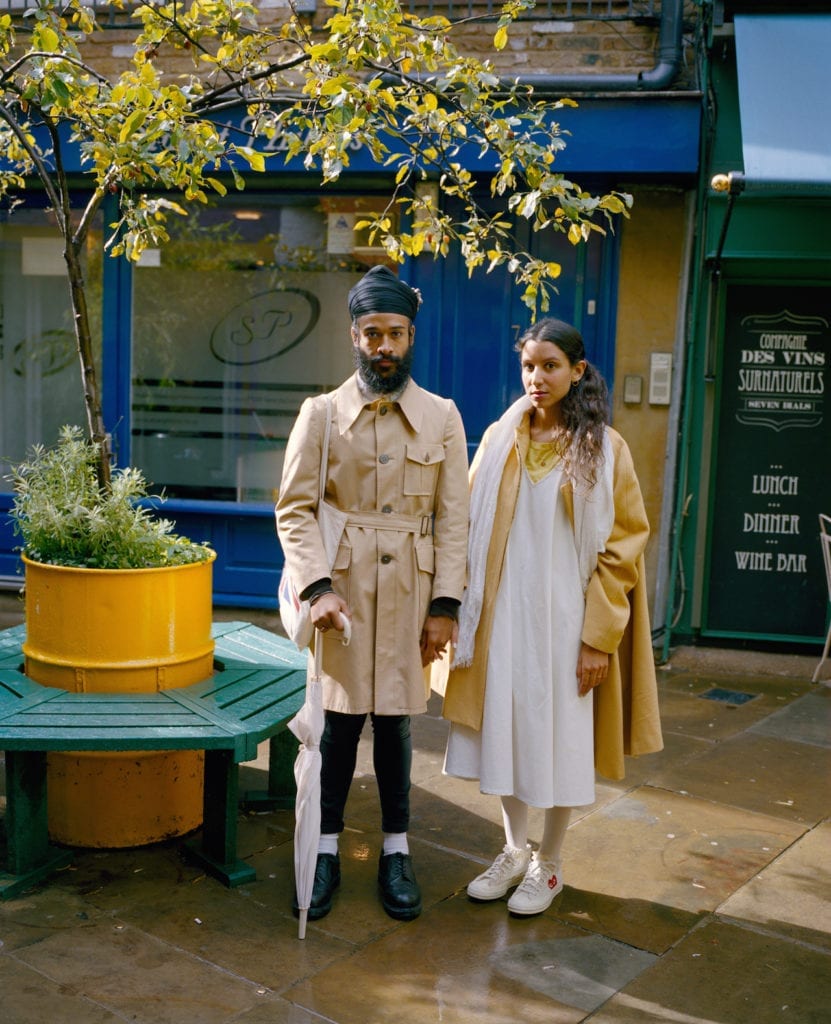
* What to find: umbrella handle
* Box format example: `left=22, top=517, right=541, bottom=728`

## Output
left=336, top=612, right=352, bottom=645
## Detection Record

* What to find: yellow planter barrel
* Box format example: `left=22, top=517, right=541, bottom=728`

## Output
left=23, top=554, right=215, bottom=848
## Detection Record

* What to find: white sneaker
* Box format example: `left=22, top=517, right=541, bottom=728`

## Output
left=467, top=844, right=532, bottom=901
left=506, top=852, right=563, bottom=915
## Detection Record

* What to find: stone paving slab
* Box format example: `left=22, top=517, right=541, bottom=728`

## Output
left=283, top=894, right=594, bottom=1024
left=648, top=685, right=772, bottom=744
left=9, top=834, right=354, bottom=994
left=0, top=955, right=122, bottom=1024
left=661, top=645, right=818, bottom=680
left=406, top=772, right=515, bottom=861
left=650, top=732, right=831, bottom=826
left=588, top=917, right=831, bottom=1024
left=234, top=1000, right=333, bottom=1023
left=11, top=918, right=277, bottom=1024
left=601, top=729, right=713, bottom=790
left=552, top=886, right=706, bottom=961
left=719, top=819, right=831, bottom=952
left=493, top=934, right=657, bottom=1013
left=560, top=786, right=805, bottom=947
left=748, top=688, right=831, bottom=748
left=0, top=880, right=107, bottom=952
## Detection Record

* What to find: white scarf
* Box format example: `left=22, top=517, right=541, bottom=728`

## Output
left=453, top=395, right=616, bottom=669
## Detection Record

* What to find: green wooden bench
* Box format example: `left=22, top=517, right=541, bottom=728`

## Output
left=0, top=621, right=308, bottom=900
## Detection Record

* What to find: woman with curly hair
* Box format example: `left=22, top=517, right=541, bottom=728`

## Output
left=437, top=317, right=662, bottom=916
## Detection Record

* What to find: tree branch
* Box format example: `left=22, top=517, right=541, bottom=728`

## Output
left=0, top=102, right=65, bottom=220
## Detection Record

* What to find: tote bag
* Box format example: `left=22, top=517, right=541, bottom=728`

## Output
left=278, top=397, right=347, bottom=650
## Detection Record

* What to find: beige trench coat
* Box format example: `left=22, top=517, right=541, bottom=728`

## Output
left=437, top=415, right=663, bottom=780
left=276, top=374, right=469, bottom=715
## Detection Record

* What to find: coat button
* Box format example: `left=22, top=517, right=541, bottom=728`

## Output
left=423, top=453, right=430, bottom=462
left=381, top=554, right=392, bottom=564
left=379, top=454, right=390, bottom=464
left=382, top=505, right=392, bottom=513
left=379, top=405, right=388, bottom=415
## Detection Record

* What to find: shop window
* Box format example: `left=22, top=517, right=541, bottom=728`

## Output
left=130, top=193, right=397, bottom=502
left=0, top=209, right=99, bottom=481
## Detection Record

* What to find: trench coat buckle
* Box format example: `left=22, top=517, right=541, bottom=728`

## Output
left=420, top=515, right=434, bottom=537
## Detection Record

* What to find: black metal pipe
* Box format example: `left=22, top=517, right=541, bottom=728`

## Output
left=511, top=0, right=685, bottom=94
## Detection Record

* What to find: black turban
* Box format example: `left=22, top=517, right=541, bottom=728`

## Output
left=348, top=265, right=421, bottom=321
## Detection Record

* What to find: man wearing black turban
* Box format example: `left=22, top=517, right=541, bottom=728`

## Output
left=277, top=263, right=469, bottom=923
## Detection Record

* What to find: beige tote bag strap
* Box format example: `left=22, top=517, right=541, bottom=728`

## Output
left=317, top=395, right=333, bottom=506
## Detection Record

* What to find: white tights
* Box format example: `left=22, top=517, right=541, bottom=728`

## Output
left=500, top=795, right=572, bottom=862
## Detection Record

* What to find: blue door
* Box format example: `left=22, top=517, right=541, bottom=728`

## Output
left=410, top=196, right=620, bottom=450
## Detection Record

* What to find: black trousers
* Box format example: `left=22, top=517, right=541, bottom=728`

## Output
left=320, top=710, right=412, bottom=835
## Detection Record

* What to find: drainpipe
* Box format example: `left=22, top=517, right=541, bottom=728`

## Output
left=510, top=0, right=685, bottom=94
left=391, top=0, right=686, bottom=95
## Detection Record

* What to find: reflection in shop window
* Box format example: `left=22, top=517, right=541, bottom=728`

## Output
left=0, top=209, right=100, bottom=481
left=131, top=194, right=397, bottom=502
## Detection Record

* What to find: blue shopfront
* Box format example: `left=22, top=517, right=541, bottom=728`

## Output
left=0, top=97, right=699, bottom=606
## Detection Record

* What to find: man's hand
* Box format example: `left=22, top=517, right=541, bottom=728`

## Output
left=311, top=592, right=352, bottom=634
left=420, top=615, right=455, bottom=666
left=577, top=642, right=609, bottom=696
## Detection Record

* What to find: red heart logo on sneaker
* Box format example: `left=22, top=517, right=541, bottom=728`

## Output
left=547, top=874, right=558, bottom=890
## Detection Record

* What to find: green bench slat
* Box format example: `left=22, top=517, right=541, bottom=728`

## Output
left=168, top=683, right=305, bottom=761
left=185, top=664, right=299, bottom=700
left=212, top=622, right=307, bottom=669
left=0, top=672, right=45, bottom=698
left=0, top=729, right=239, bottom=751
left=189, top=668, right=307, bottom=714
left=10, top=711, right=205, bottom=726
left=22, top=699, right=196, bottom=714
left=0, top=684, right=65, bottom=722
left=0, top=623, right=25, bottom=649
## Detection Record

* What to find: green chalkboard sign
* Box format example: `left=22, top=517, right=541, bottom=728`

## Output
left=706, top=284, right=830, bottom=640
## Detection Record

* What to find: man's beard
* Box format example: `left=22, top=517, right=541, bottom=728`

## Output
left=354, top=344, right=414, bottom=394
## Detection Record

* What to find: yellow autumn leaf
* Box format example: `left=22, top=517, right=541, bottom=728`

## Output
left=599, top=195, right=626, bottom=214
left=36, top=25, right=60, bottom=52
left=119, top=110, right=147, bottom=144
left=233, top=146, right=266, bottom=172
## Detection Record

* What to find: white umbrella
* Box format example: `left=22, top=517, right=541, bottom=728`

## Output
left=288, top=614, right=350, bottom=939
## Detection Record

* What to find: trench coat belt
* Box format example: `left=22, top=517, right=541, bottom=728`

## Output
left=344, top=509, right=434, bottom=536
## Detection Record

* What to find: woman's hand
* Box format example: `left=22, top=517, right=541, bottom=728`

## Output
left=420, top=616, right=455, bottom=666
left=577, top=643, right=609, bottom=696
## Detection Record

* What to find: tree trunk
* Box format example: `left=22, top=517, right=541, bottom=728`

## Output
left=64, top=238, right=111, bottom=491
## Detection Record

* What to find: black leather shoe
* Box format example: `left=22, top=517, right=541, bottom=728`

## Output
left=378, top=852, right=422, bottom=920
left=293, top=852, right=340, bottom=921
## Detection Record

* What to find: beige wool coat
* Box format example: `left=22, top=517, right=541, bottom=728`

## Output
left=276, top=373, right=469, bottom=716
left=437, top=414, right=663, bottom=780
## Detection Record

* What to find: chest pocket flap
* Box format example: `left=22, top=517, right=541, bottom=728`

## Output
left=403, top=443, right=446, bottom=496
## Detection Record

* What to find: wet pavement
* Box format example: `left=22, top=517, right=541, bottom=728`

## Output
left=1, top=593, right=829, bottom=1023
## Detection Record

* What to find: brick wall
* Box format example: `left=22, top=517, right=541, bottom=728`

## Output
left=23, top=2, right=698, bottom=90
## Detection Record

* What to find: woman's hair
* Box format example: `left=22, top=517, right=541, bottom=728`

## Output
left=515, top=317, right=609, bottom=486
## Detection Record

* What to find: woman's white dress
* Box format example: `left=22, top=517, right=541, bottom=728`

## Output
left=444, top=448, right=595, bottom=808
